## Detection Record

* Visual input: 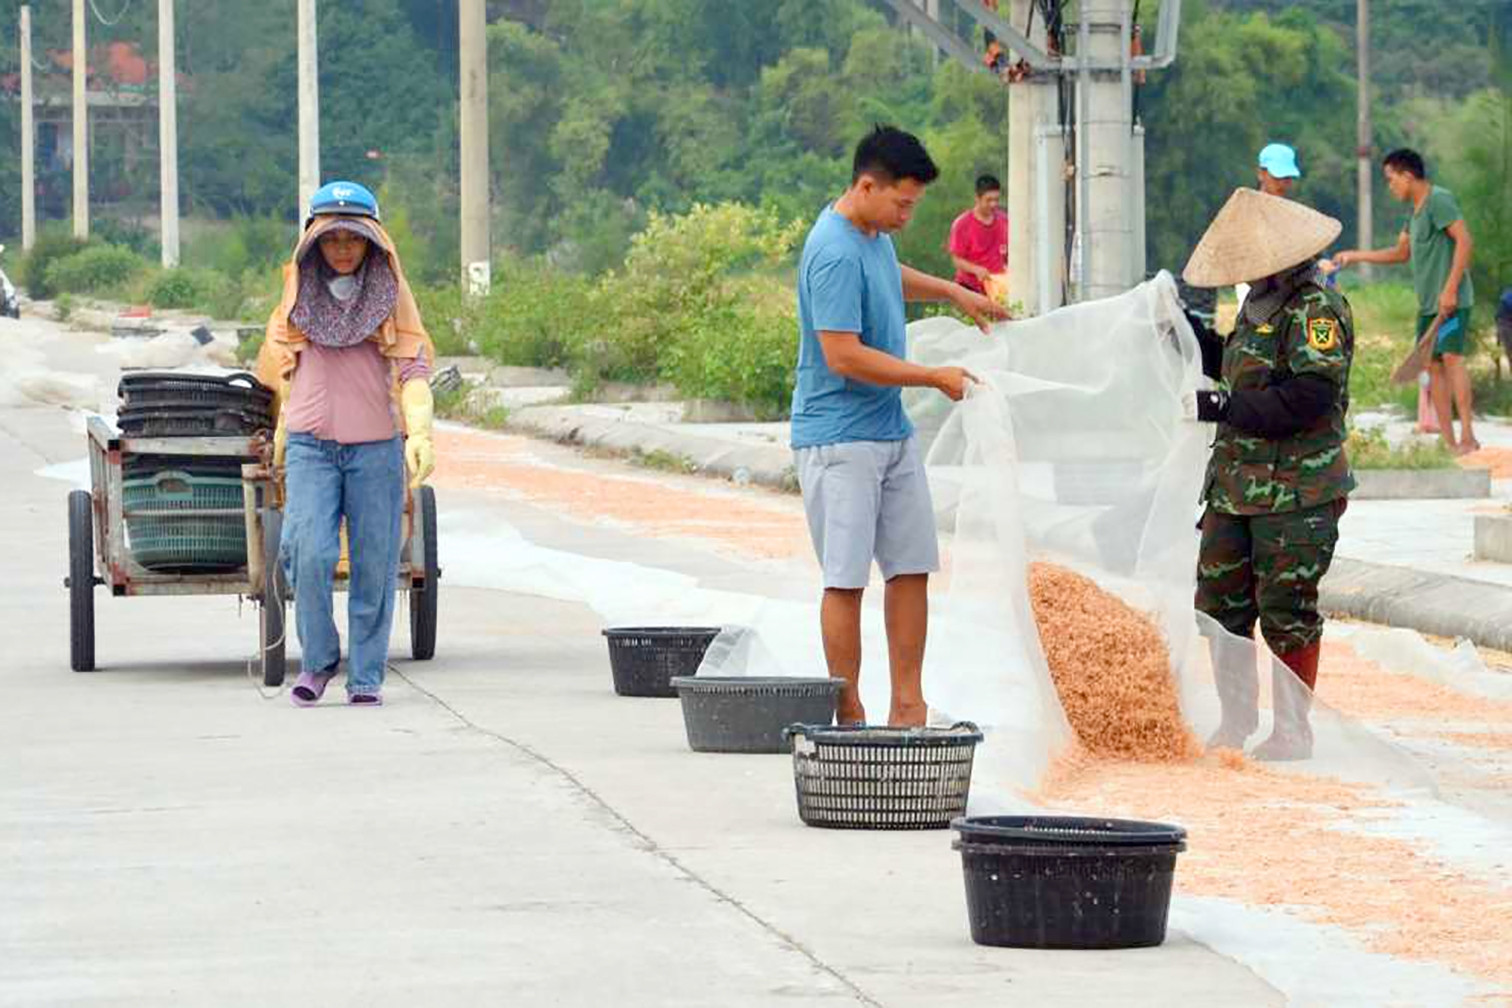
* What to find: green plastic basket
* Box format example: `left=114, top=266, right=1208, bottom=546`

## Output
left=123, top=471, right=247, bottom=571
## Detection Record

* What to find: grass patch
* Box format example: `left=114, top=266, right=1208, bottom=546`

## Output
left=1346, top=425, right=1457, bottom=469
left=629, top=447, right=698, bottom=475
left=434, top=385, right=511, bottom=431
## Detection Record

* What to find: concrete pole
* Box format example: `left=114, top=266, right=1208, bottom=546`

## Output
left=459, top=0, right=490, bottom=296
left=1082, top=0, right=1136, bottom=300
left=72, top=0, right=88, bottom=240
left=19, top=6, right=36, bottom=250
left=1007, top=0, right=1064, bottom=314
left=1356, top=0, right=1373, bottom=280
left=158, top=0, right=180, bottom=268
left=297, top=0, right=320, bottom=218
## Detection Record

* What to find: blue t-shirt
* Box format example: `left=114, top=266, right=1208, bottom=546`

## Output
left=790, top=207, right=913, bottom=450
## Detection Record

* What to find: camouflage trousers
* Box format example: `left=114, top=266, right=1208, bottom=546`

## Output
left=1195, top=499, right=1345, bottom=656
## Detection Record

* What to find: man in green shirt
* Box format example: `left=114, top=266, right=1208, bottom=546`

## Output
left=1329, top=149, right=1477, bottom=453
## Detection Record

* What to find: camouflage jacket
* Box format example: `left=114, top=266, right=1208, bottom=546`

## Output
left=1204, top=282, right=1356, bottom=515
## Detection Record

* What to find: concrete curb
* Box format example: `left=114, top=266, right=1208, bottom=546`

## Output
left=1474, top=513, right=1512, bottom=563
left=1353, top=467, right=1491, bottom=500
left=1321, top=556, right=1512, bottom=652
left=505, top=405, right=797, bottom=492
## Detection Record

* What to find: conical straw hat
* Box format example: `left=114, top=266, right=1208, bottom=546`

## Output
left=1182, top=189, right=1342, bottom=286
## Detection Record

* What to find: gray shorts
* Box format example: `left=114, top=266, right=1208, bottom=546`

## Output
left=794, top=437, right=940, bottom=590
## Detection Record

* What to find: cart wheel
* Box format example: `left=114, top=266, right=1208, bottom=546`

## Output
left=68, top=490, right=95, bottom=671
left=410, top=485, right=438, bottom=661
left=260, top=508, right=287, bottom=687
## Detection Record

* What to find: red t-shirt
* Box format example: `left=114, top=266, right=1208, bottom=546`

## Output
left=949, top=209, right=1008, bottom=292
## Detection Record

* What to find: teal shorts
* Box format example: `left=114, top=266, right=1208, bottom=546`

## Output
left=1418, top=309, right=1472, bottom=360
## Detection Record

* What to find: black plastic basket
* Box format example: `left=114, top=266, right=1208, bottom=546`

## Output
left=117, top=406, right=273, bottom=438
left=124, top=453, right=252, bottom=480
left=670, top=677, right=841, bottom=753
left=601, top=627, right=721, bottom=698
left=785, top=722, right=983, bottom=830
left=118, top=371, right=273, bottom=410
left=950, top=815, right=1187, bottom=950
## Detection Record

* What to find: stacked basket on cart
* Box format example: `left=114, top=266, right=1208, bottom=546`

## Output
left=117, top=371, right=272, bottom=572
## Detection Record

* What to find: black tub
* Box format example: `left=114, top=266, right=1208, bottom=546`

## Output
left=601, top=627, right=721, bottom=698
left=670, top=677, right=841, bottom=753
left=950, top=815, right=1187, bottom=949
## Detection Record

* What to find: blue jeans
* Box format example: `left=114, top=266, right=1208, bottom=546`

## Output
left=281, top=433, right=405, bottom=695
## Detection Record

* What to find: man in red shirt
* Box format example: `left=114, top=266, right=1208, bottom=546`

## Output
left=948, top=174, right=1008, bottom=294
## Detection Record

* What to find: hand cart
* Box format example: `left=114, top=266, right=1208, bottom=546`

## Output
left=67, top=415, right=439, bottom=684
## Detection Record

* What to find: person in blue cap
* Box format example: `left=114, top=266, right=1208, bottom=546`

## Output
left=256, top=180, right=437, bottom=707
left=1256, top=143, right=1301, bottom=199
left=1234, top=144, right=1304, bottom=307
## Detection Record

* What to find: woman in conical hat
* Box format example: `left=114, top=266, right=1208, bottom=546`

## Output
left=1182, top=188, right=1354, bottom=762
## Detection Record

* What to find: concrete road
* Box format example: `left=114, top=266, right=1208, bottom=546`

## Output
left=0, top=317, right=1281, bottom=1006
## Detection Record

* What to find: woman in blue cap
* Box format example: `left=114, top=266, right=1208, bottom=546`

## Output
left=256, top=181, right=437, bottom=707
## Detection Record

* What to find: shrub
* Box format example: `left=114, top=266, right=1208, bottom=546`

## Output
left=474, top=257, right=596, bottom=371
left=661, top=276, right=796, bottom=417
left=19, top=228, right=87, bottom=299
left=144, top=268, right=229, bottom=310
left=572, top=202, right=803, bottom=392
left=44, top=244, right=146, bottom=296
left=414, top=283, right=474, bottom=357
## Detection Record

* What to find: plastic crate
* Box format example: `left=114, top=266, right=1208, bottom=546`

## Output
left=950, top=815, right=1187, bottom=949
left=123, top=471, right=247, bottom=572
left=786, top=722, right=983, bottom=830
left=117, top=406, right=272, bottom=438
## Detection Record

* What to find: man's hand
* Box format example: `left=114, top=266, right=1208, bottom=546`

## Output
left=952, top=285, right=1011, bottom=333
left=931, top=366, right=979, bottom=402
left=1328, top=251, right=1352, bottom=270
left=1439, top=286, right=1459, bottom=319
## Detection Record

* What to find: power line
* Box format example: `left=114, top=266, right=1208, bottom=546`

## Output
left=88, top=0, right=134, bottom=27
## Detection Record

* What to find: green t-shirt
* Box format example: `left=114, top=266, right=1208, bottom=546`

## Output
left=1406, top=185, right=1474, bottom=316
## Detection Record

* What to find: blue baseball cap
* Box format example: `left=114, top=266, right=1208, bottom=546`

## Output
left=1257, top=143, right=1301, bottom=180
left=306, top=181, right=380, bottom=225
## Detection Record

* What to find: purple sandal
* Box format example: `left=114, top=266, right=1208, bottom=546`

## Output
left=290, top=668, right=336, bottom=707
left=348, top=693, right=383, bottom=707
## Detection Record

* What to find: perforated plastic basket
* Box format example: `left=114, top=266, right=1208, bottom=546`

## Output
left=786, top=722, right=983, bottom=830
left=123, top=471, right=246, bottom=572
left=950, top=815, right=1187, bottom=949
left=601, top=627, right=721, bottom=698
left=118, top=370, right=273, bottom=412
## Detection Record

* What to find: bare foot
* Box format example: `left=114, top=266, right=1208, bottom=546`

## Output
left=836, top=687, right=866, bottom=726
left=888, top=699, right=928, bottom=728
left=1460, top=437, right=1482, bottom=455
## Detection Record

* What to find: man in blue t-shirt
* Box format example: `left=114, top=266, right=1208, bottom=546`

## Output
left=792, top=124, right=1008, bottom=727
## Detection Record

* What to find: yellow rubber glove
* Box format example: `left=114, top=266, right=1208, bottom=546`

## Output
left=271, top=380, right=290, bottom=468
left=400, top=378, right=435, bottom=489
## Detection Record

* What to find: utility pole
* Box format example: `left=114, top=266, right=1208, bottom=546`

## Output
left=159, top=0, right=180, bottom=268
left=1080, top=0, right=1137, bottom=301
left=1356, top=0, right=1373, bottom=280
left=459, top=0, right=490, bottom=296
left=72, top=0, right=88, bottom=240
left=1006, top=0, right=1066, bottom=315
left=19, top=6, right=35, bottom=250
left=297, top=0, right=320, bottom=218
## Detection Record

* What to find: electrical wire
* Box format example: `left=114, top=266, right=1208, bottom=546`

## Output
left=88, top=0, right=134, bottom=28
